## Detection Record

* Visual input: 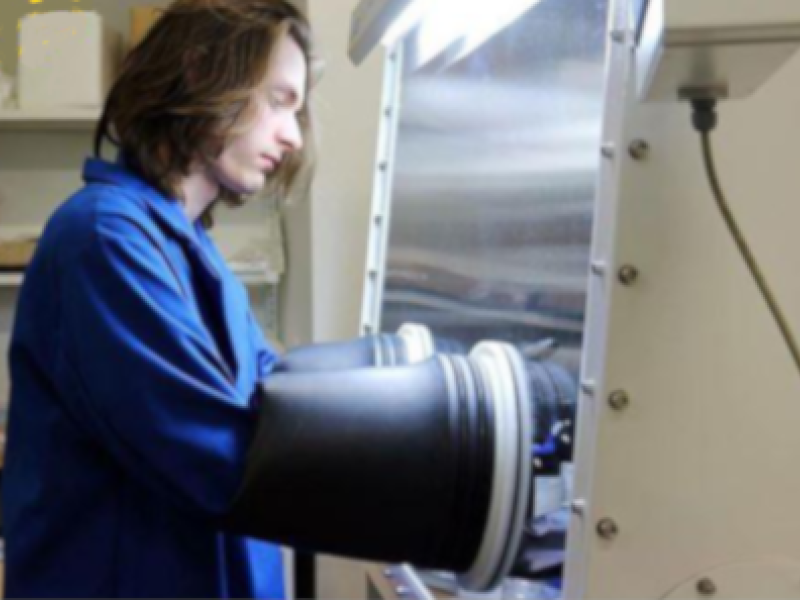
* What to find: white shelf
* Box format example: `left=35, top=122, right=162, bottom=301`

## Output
left=0, top=107, right=100, bottom=131
left=234, top=265, right=281, bottom=286
left=0, top=268, right=277, bottom=289
left=0, top=273, right=24, bottom=287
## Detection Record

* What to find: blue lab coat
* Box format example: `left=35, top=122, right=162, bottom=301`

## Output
left=2, top=158, right=284, bottom=598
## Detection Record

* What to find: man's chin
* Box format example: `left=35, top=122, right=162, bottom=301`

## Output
left=224, top=177, right=266, bottom=197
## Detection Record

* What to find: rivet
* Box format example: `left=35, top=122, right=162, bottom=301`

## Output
left=608, top=390, right=630, bottom=411
left=618, top=265, right=639, bottom=286
left=629, top=139, right=650, bottom=161
left=597, top=518, right=619, bottom=540
left=697, top=578, right=717, bottom=596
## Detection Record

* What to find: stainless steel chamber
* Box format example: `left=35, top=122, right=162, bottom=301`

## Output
left=376, top=0, right=609, bottom=376
left=356, top=0, right=611, bottom=595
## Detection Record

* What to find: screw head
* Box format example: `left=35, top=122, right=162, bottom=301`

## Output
left=618, top=265, right=639, bottom=286
left=608, top=390, right=630, bottom=411
left=697, top=578, right=717, bottom=596
left=610, top=30, right=626, bottom=43
left=596, top=518, right=619, bottom=540
left=591, top=260, right=607, bottom=276
left=570, top=499, right=586, bottom=516
left=629, top=140, right=650, bottom=161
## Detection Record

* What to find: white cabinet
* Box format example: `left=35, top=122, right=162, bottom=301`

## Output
left=0, top=108, right=100, bottom=131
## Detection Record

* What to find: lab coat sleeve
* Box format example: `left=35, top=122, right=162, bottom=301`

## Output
left=60, top=212, right=256, bottom=519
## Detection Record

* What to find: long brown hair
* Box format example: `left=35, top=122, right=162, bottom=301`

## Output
left=95, top=0, right=316, bottom=224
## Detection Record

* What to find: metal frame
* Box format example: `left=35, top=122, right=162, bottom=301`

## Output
left=564, top=0, right=633, bottom=595
left=360, top=43, right=404, bottom=336
left=568, top=0, right=800, bottom=595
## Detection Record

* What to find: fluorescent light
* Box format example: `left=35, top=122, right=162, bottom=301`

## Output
left=381, top=0, right=435, bottom=48
left=409, top=0, right=543, bottom=68
left=456, top=0, right=544, bottom=62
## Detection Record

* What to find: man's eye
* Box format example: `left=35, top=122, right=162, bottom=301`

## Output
left=268, top=92, right=290, bottom=107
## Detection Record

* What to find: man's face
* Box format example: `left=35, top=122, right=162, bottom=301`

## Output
left=210, top=34, right=307, bottom=195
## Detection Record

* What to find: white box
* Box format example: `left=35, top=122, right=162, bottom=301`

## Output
left=637, top=0, right=800, bottom=101
left=18, top=11, right=120, bottom=109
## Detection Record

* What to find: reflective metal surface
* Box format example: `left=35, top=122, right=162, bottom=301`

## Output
left=379, top=0, right=610, bottom=376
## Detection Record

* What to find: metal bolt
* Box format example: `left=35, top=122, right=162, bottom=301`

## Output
left=581, top=380, right=596, bottom=396
left=596, top=518, right=619, bottom=540
left=601, top=143, right=616, bottom=159
left=378, top=161, right=388, bottom=172
left=591, top=260, right=607, bottom=276
left=608, top=390, right=630, bottom=412
left=629, top=140, right=650, bottom=161
left=374, top=215, right=384, bottom=225
left=610, top=29, right=626, bottom=44
left=384, top=107, right=393, bottom=118
left=618, top=265, right=639, bottom=286
left=697, top=578, right=717, bottom=596
left=570, top=499, right=586, bottom=516
left=368, top=270, right=378, bottom=280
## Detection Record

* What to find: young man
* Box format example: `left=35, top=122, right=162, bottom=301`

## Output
left=2, top=1, right=313, bottom=597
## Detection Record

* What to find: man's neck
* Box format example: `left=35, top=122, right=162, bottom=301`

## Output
left=179, top=167, right=219, bottom=222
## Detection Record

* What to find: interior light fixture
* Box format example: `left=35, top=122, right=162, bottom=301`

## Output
left=350, top=0, right=544, bottom=65
left=416, top=0, right=543, bottom=68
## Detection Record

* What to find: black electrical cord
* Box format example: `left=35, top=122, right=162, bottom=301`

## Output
left=690, top=99, right=800, bottom=379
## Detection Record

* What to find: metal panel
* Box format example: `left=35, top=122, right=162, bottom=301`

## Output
left=364, top=0, right=611, bottom=595
left=568, top=0, right=800, bottom=595
left=379, top=0, right=610, bottom=378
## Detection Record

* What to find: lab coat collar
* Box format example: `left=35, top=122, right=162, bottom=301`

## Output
left=82, top=157, right=200, bottom=245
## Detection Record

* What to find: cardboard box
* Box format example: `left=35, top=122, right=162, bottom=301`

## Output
left=130, top=7, right=163, bottom=51
left=0, top=238, right=37, bottom=271
left=18, top=11, right=121, bottom=109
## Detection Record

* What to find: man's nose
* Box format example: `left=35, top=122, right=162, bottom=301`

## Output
left=278, top=116, right=303, bottom=153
